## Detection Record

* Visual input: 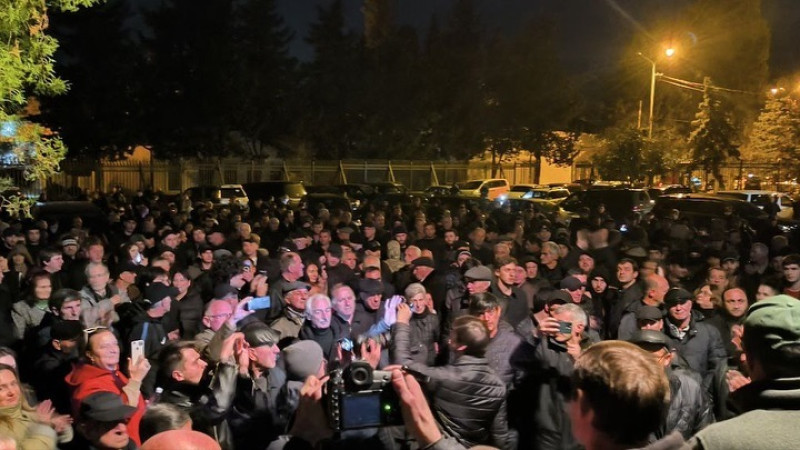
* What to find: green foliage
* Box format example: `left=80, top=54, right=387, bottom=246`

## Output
left=688, top=77, right=739, bottom=188
left=746, top=94, right=800, bottom=162
left=40, top=0, right=144, bottom=160
left=0, top=0, right=100, bottom=214
left=593, top=127, right=647, bottom=182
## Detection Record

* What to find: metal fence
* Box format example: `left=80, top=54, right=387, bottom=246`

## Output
left=45, top=158, right=565, bottom=195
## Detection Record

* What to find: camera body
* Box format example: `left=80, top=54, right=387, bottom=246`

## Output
left=326, top=361, right=402, bottom=431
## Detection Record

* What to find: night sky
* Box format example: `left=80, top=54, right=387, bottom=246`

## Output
left=268, top=0, right=800, bottom=78
left=131, top=0, right=800, bottom=78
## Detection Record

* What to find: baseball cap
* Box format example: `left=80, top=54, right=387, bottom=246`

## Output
left=80, top=392, right=136, bottom=422
left=721, top=250, right=739, bottom=263
left=744, top=294, right=800, bottom=351
left=464, top=265, right=493, bottom=282
left=664, top=287, right=692, bottom=306
left=392, top=225, right=408, bottom=235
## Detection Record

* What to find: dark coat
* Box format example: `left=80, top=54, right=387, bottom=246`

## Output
left=657, top=368, right=714, bottom=440
left=159, top=362, right=238, bottom=450
left=392, top=322, right=512, bottom=450
left=486, top=321, right=523, bottom=386
left=298, top=317, right=349, bottom=361
left=688, top=377, right=800, bottom=450
left=663, top=310, right=727, bottom=386
left=390, top=310, right=439, bottom=366
left=230, top=367, right=288, bottom=450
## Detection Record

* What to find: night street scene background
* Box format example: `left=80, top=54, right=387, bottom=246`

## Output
left=3, top=0, right=800, bottom=193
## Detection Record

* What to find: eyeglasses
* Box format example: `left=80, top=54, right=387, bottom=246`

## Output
left=83, top=326, right=108, bottom=342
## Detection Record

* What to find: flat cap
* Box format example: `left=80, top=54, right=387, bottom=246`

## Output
left=464, top=265, right=493, bottom=281
left=628, top=330, right=672, bottom=350
left=744, top=295, right=800, bottom=351
left=636, top=305, right=664, bottom=321
left=664, top=287, right=693, bottom=306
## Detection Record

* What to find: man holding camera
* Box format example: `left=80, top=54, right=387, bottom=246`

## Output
left=391, top=302, right=512, bottom=449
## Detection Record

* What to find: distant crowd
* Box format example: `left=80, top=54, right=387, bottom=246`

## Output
left=1, top=186, right=800, bottom=450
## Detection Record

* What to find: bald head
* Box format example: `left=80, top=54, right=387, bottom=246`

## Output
left=141, top=430, right=221, bottom=450
left=644, top=273, right=669, bottom=306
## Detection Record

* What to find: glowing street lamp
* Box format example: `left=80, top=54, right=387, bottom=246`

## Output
left=638, top=47, right=675, bottom=139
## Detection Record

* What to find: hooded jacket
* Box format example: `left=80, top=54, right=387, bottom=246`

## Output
left=64, top=363, right=146, bottom=446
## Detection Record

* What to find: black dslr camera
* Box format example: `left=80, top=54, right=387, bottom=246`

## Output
left=326, top=361, right=402, bottom=431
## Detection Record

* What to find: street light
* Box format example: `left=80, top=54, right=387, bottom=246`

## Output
left=638, top=48, right=675, bottom=139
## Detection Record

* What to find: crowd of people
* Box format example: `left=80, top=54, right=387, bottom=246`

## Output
left=1, top=186, right=800, bottom=450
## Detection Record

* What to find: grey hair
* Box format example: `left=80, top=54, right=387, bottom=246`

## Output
left=558, top=303, right=588, bottom=327
left=404, top=283, right=426, bottom=299
left=305, top=293, right=331, bottom=320
left=84, top=261, right=109, bottom=278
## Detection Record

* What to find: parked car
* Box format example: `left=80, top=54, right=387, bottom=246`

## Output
left=652, top=193, right=773, bottom=230
left=306, top=185, right=361, bottom=211
left=454, top=178, right=510, bottom=200
left=300, top=193, right=354, bottom=218
left=524, top=187, right=570, bottom=203
left=367, top=182, right=408, bottom=196
left=242, top=181, right=307, bottom=208
left=504, top=198, right=572, bottom=224
left=716, top=190, right=795, bottom=220
left=507, top=184, right=541, bottom=199
left=421, top=185, right=454, bottom=198
left=561, top=188, right=652, bottom=222
left=184, top=184, right=249, bottom=210
left=647, top=185, right=692, bottom=198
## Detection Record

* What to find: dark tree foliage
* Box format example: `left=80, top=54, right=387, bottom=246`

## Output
left=299, top=0, right=367, bottom=160
left=141, top=0, right=239, bottom=158
left=228, top=0, right=297, bottom=158
left=41, top=0, right=144, bottom=160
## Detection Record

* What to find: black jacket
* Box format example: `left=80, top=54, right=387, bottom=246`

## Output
left=230, top=367, right=288, bottom=450
left=159, top=362, right=238, bottom=450
left=392, top=322, right=512, bottom=449
left=657, top=368, right=714, bottom=440
left=663, top=310, right=727, bottom=387
left=390, top=310, right=439, bottom=366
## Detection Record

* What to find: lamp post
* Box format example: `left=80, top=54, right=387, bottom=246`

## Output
left=638, top=48, right=675, bottom=140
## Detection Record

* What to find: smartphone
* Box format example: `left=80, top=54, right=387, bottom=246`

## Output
left=242, top=260, right=253, bottom=272
left=558, top=321, right=573, bottom=334
left=133, top=253, right=143, bottom=265
left=131, top=340, right=145, bottom=362
left=246, top=296, right=271, bottom=311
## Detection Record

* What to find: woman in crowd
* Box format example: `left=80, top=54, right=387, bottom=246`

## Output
left=8, top=245, right=34, bottom=292
left=11, top=270, right=52, bottom=341
left=692, top=284, right=721, bottom=320
left=169, top=269, right=204, bottom=338
left=64, top=327, right=149, bottom=446
left=0, top=363, right=73, bottom=449
left=303, top=260, right=327, bottom=296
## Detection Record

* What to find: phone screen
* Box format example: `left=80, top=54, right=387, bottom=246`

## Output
left=246, top=296, right=271, bottom=311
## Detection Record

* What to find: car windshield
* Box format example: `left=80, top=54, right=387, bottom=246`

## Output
left=458, top=181, right=483, bottom=190
left=529, top=190, right=548, bottom=198
left=511, top=186, right=533, bottom=192
left=219, top=188, right=244, bottom=198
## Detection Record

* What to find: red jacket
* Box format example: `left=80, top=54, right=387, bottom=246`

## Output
left=65, top=363, right=146, bottom=446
